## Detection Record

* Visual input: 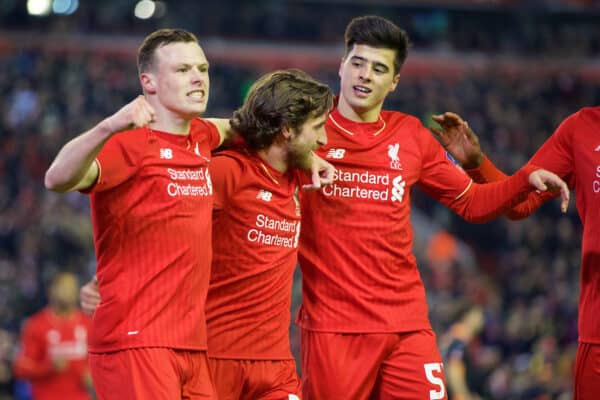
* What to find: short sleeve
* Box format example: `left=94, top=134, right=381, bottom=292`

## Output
left=89, top=130, right=145, bottom=192
left=193, top=118, right=222, bottom=151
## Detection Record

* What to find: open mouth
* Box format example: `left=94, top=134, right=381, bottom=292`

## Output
left=187, top=89, right=206, bottom=100
left=353, top=85, right=371, bottom=96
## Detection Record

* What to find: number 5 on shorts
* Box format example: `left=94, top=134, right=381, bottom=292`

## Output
left=424, top=362, right=446, bottom=400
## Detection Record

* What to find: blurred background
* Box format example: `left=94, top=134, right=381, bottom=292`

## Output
left=1, top=0, right=599, bottom=399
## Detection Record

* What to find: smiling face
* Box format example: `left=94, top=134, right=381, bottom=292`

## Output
left=141, top=41, right=210, bottom=120
left=337, top=44, right=400, bottom=122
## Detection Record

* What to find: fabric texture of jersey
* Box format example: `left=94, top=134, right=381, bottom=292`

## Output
left=529, top=107, right=600, bottom=344
left=207, top=148, right=301, bottom=359
left=297, top=108, right=537, bottom=334
left=574, top=342, right=600, bottom=400
left=13, top=308, right=92, bottom=400
left=470, top=107, right=600, bottom=343
left=86, top=118, right=220, bottom=352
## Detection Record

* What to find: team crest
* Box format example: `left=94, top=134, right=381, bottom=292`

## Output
left=387, top=143, right=402, bottom=170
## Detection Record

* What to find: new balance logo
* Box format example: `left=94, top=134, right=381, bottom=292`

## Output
left=160, top=148, right=173, bottom=159
left=326, top=148, right=346, bottom=159
left=595, top=145, right=600, bottom=152
left=388, top=143, right=402, bottom=170
left=256, top=190, right=272, bottom=202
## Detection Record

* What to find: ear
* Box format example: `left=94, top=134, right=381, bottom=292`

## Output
left=389, top=73, right=401, bottom=92
left=281, top=126, right=292, bottom=140
left=338, top=57, right=345, bottom=80
left=140, top=72, right=157, bottom=94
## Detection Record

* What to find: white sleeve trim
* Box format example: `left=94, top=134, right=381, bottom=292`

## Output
left=454, top=179, right=473, bottom=200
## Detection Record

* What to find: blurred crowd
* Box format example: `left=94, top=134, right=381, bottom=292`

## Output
left=1, top=33, right=599, bottom=399
left=2, top=1, right=600, bottom=59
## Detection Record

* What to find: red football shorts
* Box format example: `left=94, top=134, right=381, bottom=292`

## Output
left=209, top=358, right=301, bottom=400
left=301, top=329, right=447, bottom=400
left=574, top=342, right=600, bottom=400
left=89, top=348, right=215, bottom=399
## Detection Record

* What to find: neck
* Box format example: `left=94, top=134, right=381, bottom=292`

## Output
left=257, top=145, right=288, bottom=174
left=148, top=104, right=194, bottom=135
left=337, top=96, right=382, bottom=123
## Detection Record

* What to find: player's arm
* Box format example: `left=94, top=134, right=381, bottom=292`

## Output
left=205, top=118, right=236, bottom=147
left=45, top=96, right=155, bottom=193
left=418, top=125, right=569, bottom=223
left=431, top=112, right=561, bottom=219
left=445, top=166, right=568, bottom=223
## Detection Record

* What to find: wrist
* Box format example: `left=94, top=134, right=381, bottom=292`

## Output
left=463, top=152, right=485, bottom=170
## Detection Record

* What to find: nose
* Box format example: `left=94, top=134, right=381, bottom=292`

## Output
left=191, top=68, right=206, bottom=84
left=359, top=64, right=372, bottom=81
left=317, top=128, right=328, bottom=147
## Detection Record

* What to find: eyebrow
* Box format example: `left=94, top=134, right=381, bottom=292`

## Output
left=350, top=56, right=390, bottom=72
left=175, top=62, right=210, bottom=68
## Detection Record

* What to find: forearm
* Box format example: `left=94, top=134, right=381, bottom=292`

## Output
left=450, top=164, right=537, bottom=223
left=465, top=156, right=557, bottom=220
left=44, top=118, right=113, bottom=192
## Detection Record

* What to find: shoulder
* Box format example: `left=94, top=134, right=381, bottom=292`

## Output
left=22, top=309, right=47, bottom=331
left=109, top=127, right=148, bottom=144
left=576, top=106, right=600, bottom=126
left=211, top=148, right=252, bottom=182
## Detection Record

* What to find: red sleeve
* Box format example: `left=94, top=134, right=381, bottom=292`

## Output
left=530, top=112, right=576, bottom=187
left=13, top=319, right=54, bottom=379
left=416, top=125, right=474, bottom=206
left=210, top=154, right=243, bottom=210
left=465, top=152, right=564, bottom=220
left=194, top=118, right=222, bottom=150
left=448, top=163, right=538, bottom=223
left=88, top=130, right=145, bottom=192
left=465, top=156, right=509, bottom=183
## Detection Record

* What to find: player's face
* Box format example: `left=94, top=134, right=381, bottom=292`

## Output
left=288, top=112, right=328, bottom=169
left=145, top=41, right=210, bottom=118
left=50, top=274, right=79, bottom=310
left=338, top=44, right=400, bottom=121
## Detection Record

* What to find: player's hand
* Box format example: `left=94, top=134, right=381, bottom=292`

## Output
left=102, top=95, right=156, bottom=134
left=80, top=277, right=101, bottom=316
left=303, top=153, right=335, bottom=191
left=431, top=112, right=485, bottom=169
left=528, top=169, right=570, bottom=213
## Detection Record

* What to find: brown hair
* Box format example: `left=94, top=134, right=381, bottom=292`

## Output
left=230, top=69, right=333, bottom=151
left=137, top=28, right=198, bottom=73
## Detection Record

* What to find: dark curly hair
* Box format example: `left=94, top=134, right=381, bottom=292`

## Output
left=230, top=69, right=333, bottom=151
left=344, top=15, right=410, bottom=75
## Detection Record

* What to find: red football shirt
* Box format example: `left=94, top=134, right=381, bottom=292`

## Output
left=13, top=308, right=92, bottom=400
left=207, top=148, right=300, bottom=360
left=86, top=118, right=220, bottom=352
left=297, top=108, right=537, bottom=333
left=471, top=107, right=600, bottom=343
